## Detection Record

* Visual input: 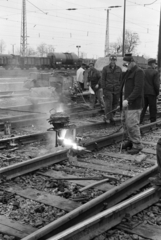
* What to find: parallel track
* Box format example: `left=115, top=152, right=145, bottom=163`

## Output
left=0, top=120, right=159, bottom=240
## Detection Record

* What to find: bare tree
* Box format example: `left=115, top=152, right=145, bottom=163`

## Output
left=109, top=42, right=122, bottom=54
left=110, top=30, right=140, bottom=55
left=124, top=30, right=140, bottom=53
left=37, top=43, right=55, bottom=56
left=46, top=44, right=55, bottom=53
left=0, top=39, right=6, bottom=53
left=26, top=47, right=37, bottom=56
left=37, top=43, right=47, bottom=57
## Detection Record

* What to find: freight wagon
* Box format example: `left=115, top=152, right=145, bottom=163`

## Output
left=0, top=52, right=80, bottom=70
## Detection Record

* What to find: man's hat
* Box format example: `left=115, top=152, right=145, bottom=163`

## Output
left=89, top=62, right=94, bottom=66
left=123, top=53, right=134, bottom=62
left=148, top=58, right=156, bottom=65
left=109, top=54, right=117, bottom=60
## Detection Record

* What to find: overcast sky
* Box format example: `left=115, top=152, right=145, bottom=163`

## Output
left=0, top=0, right=160, bottom=58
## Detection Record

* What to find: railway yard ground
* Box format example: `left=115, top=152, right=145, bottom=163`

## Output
left=0, top=75, right=161, bottom=240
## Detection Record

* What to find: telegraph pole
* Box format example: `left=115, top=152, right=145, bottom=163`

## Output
left=158, top=5, right=161, bottom=76
left=20, top=0, right=27, bottom=56
left=122, top=0, right=126, bottom=56
left=104, top=9, right=110, bottom=56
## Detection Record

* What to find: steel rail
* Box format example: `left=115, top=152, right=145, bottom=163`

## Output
left=21, top=166, right=158, bottom=240
left=0, top=109, right=160, bottom=133
left=0, top=120, right=160, bottom=179
left=0, top=98, right=160, bottom=132
left=48, top=187, right=161, bottom=240
left=0, top=149, right=68, bottom=179
left=0, top=101, right=58, bottom=113
left=17, top=121, right=160, bottom=240
left=0, top=110, right=160, bottom=143
left=0, top=109, right=102, bottom=131
left=0, top=121, right=111, bottom=147
left=0, top=120, right=159, bottom=179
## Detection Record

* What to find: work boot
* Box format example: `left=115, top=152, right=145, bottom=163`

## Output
left=122, top=141, right=133, bottom=150
left=149, top=174, right=161, bottom=186
left=127, top=148, right=142, bottom=155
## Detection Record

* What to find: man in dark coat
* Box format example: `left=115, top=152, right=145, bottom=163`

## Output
left=87, top=62, right=104, bottom=109
left=101, top=54, right=122, bottom=124
left=120, top=53, right=144, bottom=155
left=140, top=58, right=160, bottom=123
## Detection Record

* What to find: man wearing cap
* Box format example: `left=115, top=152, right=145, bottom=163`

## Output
left=101, top=54, right=122, bottom=124
left=140, top=58, right=159, bottom=124
left=87, top=62, right=104, bottom=109
left=120, top=53, right=144, bottom=155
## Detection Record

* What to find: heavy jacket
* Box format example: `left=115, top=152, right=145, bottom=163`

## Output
left=87, top=68, right=101, bottom=88
left=144, top=66, right=160, bottom=96
left=120, top=65, right=144, bottom=110
left=101, top=64, right=122, bottom=95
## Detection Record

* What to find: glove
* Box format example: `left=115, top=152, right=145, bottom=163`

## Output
left=123, top=100, right=128, bottom=108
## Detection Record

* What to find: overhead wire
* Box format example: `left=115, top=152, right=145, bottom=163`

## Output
left=0, top=2, right=159, bottom=31
left=0, top=0, right=160, bottom=55
left=110, top=11, right=159, bottom=32
left=27, top=0, right=48, bottom=15
left=127, top=0, right=159, bottom=12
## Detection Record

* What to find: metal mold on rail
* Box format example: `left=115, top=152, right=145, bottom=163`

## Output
left=47, top=110, right=88, bottom=156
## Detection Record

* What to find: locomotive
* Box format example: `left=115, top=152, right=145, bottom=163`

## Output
left=0, top=52, right=81, bottom=70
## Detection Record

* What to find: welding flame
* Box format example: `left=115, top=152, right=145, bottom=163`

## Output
left=58, top=129, right=78, bottom=149
left=61, top=138, right=78, bottom=149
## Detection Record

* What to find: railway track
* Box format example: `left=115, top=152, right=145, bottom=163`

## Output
left=0, top=119, right=159, bottom=240
left=0, top=74, right=161, bottom=240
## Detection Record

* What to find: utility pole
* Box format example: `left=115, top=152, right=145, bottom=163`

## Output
left=122, top=0, right=126, bottom=56
left=104, top=9, right=110, bottom=57
left=158, top=5, right=161, bottom=79
left=20, top=0, right=27, bottom=56
left=11, top=44, right=16, bottom=54
left=76, top=45, right=81, bottom=57
left=104, top=6, right=122, bottom=57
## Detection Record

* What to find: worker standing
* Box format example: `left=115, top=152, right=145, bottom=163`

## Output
left=101, top=54, right=122, bottom=125
left=87, top=62, right=104, bottom=110
left=120, top=53, right=144, bottom=155
left=76, top=63, right=86, bottom=91
left=140, top=58, right=160, bottom=124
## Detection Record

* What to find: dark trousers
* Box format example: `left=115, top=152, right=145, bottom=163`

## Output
left=90, top=88, right=104, bottom=109
left=157, top=138, right=161, bottom=173
left=78, top=82, right=84, bottom=91
left=104, top=92, right=119, bottom=120
left=140, top=94, right=157, bottom=123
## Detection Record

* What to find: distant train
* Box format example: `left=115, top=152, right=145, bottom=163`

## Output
left=0, top=52, right=148, bottom=70
left=0, top=52, right=82, bottom=70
